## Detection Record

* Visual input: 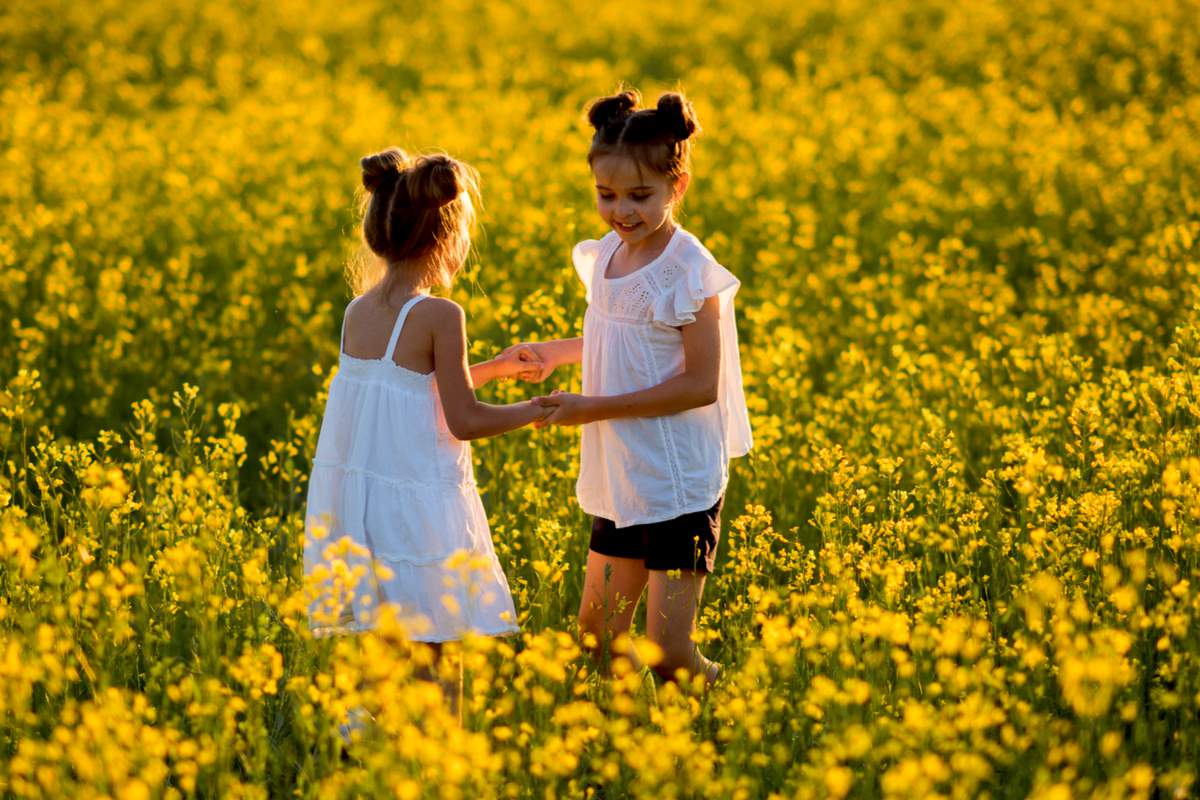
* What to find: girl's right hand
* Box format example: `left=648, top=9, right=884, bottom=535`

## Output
left=503, top=342, right=557, bottom=383
left=488, top=343, right=543, bottom=382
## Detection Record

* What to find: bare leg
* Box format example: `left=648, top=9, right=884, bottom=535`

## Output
left=420, top=641, right=462, bottom=723
left=577, top=550, right=649, bottom=672
left=645, top=569, right=720, bottom=686
left=338, top=634, right=376, bottom=749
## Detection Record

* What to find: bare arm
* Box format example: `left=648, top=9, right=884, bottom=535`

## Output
left=469, top=349, right=540, bottom=386
left=535, top=297, right=721, bottom=427
left=431, top=299, right=547, bottom=440
left=502, top=337, right=583, bottom=383
left=536, top=337, right=584, bottom=368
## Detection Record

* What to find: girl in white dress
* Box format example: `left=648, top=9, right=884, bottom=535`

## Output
left=304, top=149, right=545, bottom=654
left=514, top=89, right=753, bottom=686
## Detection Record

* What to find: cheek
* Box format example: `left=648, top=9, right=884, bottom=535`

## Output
left=644, top=200, right=671, bottom=221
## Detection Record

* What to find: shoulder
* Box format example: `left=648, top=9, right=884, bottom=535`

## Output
left=650, top=229, right=741, bottom=327
left=344, top=291, right=370, bottom=320
left=667, top=229, right=738, bottom=290
left=670, top=228, right=723, bottom=273
left=341, top=292, right=376, bottom=338
left=417, top=297, right=468, bottom=353
left=415, top=295, right=466, bottom=330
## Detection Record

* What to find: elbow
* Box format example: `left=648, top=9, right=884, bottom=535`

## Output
left=446, top=419, right=481, bottom=441
left=692, top=380, right=719, bottom=409
left=444, top=408, right=481, bottom=441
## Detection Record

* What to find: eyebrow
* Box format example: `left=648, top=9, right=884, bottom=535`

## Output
left=595, top=184, right=653, bottom=191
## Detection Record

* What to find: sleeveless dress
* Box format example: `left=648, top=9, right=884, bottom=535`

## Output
left=303, top=293, right=520, bottom=641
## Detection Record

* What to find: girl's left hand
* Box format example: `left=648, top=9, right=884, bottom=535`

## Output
left=532, top=391, right=593, bottom=428
left=501, top=342, right=555, bottom=382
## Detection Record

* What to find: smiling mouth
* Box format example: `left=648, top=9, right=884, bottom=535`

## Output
left=614, top=221, right=641, bottom=232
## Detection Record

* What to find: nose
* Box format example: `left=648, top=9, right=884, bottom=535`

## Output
left=615, top=198, right=635, bottom=218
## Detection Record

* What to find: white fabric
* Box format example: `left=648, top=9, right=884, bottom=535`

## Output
left=303, top=293, right=519, bottom=641
left=573, top=227, right=753, bottom=528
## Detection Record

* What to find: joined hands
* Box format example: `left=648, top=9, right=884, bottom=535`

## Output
left=529, top=390, right=590, bottom=429
left=495, top=341, right=586, bottom=428
left=498, top=342, right=557, bottom=384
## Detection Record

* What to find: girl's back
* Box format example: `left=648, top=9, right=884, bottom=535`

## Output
left=341, top=287, right=438, bottom=374
left=316, top=290, right=471, bottom=500
left=333, top=288, right=469, bottom=477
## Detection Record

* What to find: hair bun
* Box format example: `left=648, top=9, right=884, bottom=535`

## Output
left=655, top=93, right=698, bottom=140
left=407, top=155, right=461, bottom=209
left=588, top=90, right=640, bottom=131
left=361, top=147, right=408, bottom=192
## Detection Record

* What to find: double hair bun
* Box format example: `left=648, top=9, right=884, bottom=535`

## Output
left=360, top=148, right=461, bottom=208
left=587, top=89, right=698, bottom=140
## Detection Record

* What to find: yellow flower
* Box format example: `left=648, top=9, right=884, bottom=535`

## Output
left=825, top=766, right=853, bottom=798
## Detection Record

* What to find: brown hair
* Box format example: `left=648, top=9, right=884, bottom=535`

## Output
left=346, top=148, right=480, bottom=297
left=586, top=88, right=700, bottom=183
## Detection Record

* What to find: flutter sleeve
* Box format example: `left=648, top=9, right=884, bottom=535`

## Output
left=651, top=246, right=741, bottom=328
left=571, top=238, right=604, bottom=303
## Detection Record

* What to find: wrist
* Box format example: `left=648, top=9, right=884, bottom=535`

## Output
left=582, top=395, right=607, bottom=423
left=473, top=359, right=500, bottom=385
left=493, top=356, right=516, bottom=379
left=526, top=399, right=548, bottom=423
left=539, top=342, right=563, bottom=370
left=547, top=338, right=579, bottom=368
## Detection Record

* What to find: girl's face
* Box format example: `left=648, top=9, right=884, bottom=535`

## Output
left=592, top=153, right=689, bottom=247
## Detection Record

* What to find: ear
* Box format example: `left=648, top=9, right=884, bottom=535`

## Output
left=671, top=172, right=691, bottom=203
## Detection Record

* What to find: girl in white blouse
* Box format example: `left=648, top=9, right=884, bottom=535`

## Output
left=516, top=89, right=753, bottom=685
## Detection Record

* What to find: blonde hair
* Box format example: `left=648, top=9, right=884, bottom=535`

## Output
left=345, top=148, right=480, bottom=298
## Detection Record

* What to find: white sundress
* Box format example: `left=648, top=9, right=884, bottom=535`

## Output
left=573, top=227, right=753, bottom=529
left=303, top=293, right=520, bottom=641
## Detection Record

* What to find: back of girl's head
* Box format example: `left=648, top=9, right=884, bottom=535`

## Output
left=586, top=88, right=700, bottom=181
left=350, top=147, right=480, bottom=295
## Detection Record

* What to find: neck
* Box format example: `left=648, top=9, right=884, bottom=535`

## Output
left=381, top=269, right=427, bottom=303
left=624, top=220, right=677, bottom=258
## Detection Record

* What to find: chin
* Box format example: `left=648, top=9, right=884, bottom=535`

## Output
left=610, top=222, right=650, bottom=243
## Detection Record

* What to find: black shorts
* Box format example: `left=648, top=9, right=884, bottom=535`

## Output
left=588, top=496, right=724, bottom=573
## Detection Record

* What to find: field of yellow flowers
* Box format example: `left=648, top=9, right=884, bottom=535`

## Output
left=3, top=0, right=1200, bottom=796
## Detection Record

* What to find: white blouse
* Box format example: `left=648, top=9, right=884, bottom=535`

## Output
left=573, top=227, right=752, bottom=528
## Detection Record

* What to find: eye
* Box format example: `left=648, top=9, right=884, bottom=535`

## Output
left=597, top=192, right=615, bottom=201
left=630, top=193, right=651, bottom=202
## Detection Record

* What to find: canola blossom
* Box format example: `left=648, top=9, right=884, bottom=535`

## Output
left=2, top=0, right=1200, bottom=797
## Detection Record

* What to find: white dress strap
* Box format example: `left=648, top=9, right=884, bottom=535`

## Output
left=383, top=294, right=428, bottom=361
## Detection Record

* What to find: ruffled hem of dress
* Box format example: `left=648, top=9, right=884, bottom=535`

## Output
left=306, top=548, right=519, bottom=641
left=310, top=621, right=521, bottom=641
left=305, top=467, right=493, bottom=565
left=310, top=460, right=474, bottom=492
